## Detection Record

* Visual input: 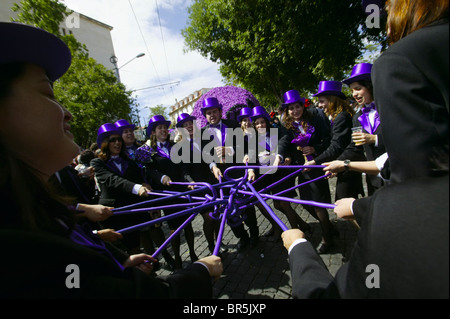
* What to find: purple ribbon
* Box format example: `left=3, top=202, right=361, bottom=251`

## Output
left=358, top=103, right=380, bottom=134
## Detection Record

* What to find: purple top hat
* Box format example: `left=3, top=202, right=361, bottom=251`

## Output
left=115, top=119, right=136, bottom=131
left=201, top=97, right=223, bottom=116
left=176, top=113, right=197, bottom=127
left=146, top=115, right=171, bottom=136
left=237, top=107, right=253, bottom=122
left=313, top=81, right=346, bottom=99
left=281, top=90, right=306, bottom=108
left=250, top=106, right=271, bottom=122
left=343, top=63, right=373, bottom=85
left=0, top=22, right=71, bottom=82
left=97, top=123, right=120, bottom=147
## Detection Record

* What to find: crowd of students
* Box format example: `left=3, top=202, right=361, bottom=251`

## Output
left=0, top=0, right=448, bottom=299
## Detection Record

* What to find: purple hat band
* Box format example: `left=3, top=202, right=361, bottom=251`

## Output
left=250, top=106, right=271, bottom=122
left=313, top=81, right=346, bottom=99
left=97, top=123, right=120, bottom=146
left=343, top=63, right=373, bottom=85
left=201, top=97, right=222, bottom=115
left=115, top=119, right=136, bottom=131
left=147, top=115, right=171, bottom=136
left=176, top=113, right=196, bottom=127
left=237, top=107, right=253, bottom=122
left=281, top=90, right=306, bottom=108
left=0, top=22, right=71, bottom=82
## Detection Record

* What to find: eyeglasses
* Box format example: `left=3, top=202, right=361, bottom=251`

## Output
left=108, top=137, right=123, bottom=143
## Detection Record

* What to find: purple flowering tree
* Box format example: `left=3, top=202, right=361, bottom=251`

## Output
left=191, top=86, right=260, bottom=127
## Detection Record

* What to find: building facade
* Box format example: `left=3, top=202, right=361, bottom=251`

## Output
left=168, top=88, right=210, bottom=124
left=0, top=0, right=116, bottom=71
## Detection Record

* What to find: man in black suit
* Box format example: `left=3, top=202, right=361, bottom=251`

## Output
left=283, top=174, right=449, bottom=298
left=201, top=97, right=259, bottom=251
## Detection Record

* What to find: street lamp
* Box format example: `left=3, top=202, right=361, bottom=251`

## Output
left=110, top=53, right=146, bottom=83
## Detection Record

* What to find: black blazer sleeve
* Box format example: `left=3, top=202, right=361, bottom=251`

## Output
left=372, top=21, right=449, bottom=183
left=314, top=112, right=352, bottom=164
left=289, top=241, right=340, bottom=299
left=91, top=158, right=136, bottom=194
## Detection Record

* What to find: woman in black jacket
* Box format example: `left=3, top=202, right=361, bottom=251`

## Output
left=279, top=90, right=336, bottom=254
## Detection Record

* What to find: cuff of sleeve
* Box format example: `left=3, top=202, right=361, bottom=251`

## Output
left=132, top=184, right=142, bottom=195
left=288, top=238, right=308, bottom=255
left=193, top=261, right=210, bottom=274
left=160, top=175, right=168, bottom=184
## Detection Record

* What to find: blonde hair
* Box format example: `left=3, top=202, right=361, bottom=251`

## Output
left=322, top=95, right=354, bottom=121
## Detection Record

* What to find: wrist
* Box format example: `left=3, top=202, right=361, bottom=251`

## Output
left=344, top=159, right=351, bottom=171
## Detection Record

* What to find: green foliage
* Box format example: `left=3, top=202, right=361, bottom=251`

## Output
left=12, top=0, right=137, bottom=148
left=183, top=0, right=384, bottom=107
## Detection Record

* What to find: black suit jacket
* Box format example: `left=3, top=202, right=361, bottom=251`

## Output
left=314, top=111, right=353, bottom=164
left=278, top=107, right=332, bottom=165
left=289, top=175, right=449, bottom=298
left=202, top=119, right=245, bottom=179
left=0, top=228, right=213, bottom=298
left=91, top=157, right=147, bottom=208
left=372, top=20, right=449, bottom=184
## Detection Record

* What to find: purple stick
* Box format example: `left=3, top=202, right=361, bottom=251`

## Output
left=238, top=189, right=336, bottom=209
left=152, top=212, right=199, bottom=258
left=117, top=199, right=227, bottom=234
left=113, top=201, right=204, bottom=215
left=245, top=181, right=289, bottom=231
left=213, top=191, right=235, bottom=256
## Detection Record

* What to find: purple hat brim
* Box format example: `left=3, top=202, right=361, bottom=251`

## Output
left=250, top=114, right=271, bottom=122
left=97, top=130, right=121, bottom=147
left=146, top=120, right=172, bottom=136
left=176, top=116, right=196, bottom=128
left=342, top=73, right=372, bottom=85
left=0, top=22, right=72, bottom=82
left=201, top=105, right=222, bottom=116
left=313, top=91, right=347, bottom=99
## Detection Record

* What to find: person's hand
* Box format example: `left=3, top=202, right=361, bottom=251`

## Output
left=123, top=253, right=158, bottom=275
left=212, top=166, right=223, bottom=181
left=281, top=229, right=304, bottom=251
left=161, top=175, right=172, bottom=186
left=282, top=157, right=292, bottom=166
left=334, top=198, right=356, bottom=220
left=97, top=229, right=123, bottom=242
left=188, top=181, right=196, bottom=190
left=303, top=159, right=316, bottom=172
left=272, top=155, right=281, bottom=167
left=352, top=132, right=376, bottom=146
left=197, top=255, right=223, bottom=281
left=302, top=146, right=316, bottom=156
left=323, top=160, right=345, bottom=177
left=138, top=184, right=152, bottom=197
left=243, top=154, right=250, bottom=164
left=78, top=204, right=113, bottom=222
left=247, top=169, right=256, bottom=181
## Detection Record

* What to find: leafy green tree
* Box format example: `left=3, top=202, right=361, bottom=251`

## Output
left=12, top=0, right=137, bottom=148
left=183, top=0, right=385, bottom=107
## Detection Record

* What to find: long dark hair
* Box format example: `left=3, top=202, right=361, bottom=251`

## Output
left=0, top=62, right=75, bottom=235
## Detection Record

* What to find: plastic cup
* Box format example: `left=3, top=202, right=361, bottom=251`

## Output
left=351, top=126, right=363, bottom=145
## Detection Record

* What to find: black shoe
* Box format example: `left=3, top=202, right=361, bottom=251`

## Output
left=316, top=241, right=333, bottom=254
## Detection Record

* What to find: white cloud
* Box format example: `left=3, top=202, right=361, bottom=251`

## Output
left=62, top=0, right=224, bottom=125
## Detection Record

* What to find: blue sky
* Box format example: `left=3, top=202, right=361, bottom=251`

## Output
left=62, top=0, right=225, bottom=126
